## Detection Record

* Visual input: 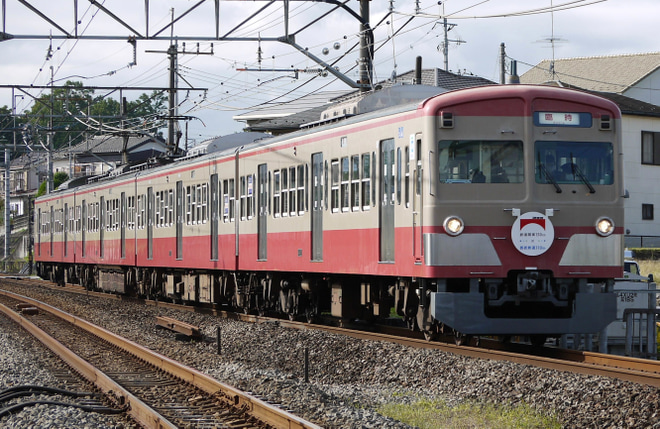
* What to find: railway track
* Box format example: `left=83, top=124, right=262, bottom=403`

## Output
left=3, top=275, right=660, bottom=390
left=0, top=285, right=321, bottom=429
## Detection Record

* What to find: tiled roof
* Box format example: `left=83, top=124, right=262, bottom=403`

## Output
left=520, top=52, right=660, bottom=93
left=63, top=134, right=167, bottom=155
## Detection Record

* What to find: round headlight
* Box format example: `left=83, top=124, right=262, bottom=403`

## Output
left=444, top=216, right=464, bottom=236
left=596, top=217, right=614, bottom=237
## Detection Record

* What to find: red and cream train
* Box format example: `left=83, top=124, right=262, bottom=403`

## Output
left=34, top=84, right=624, bottom=342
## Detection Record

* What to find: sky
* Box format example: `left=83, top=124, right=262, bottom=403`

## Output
left=0, top=0, right=657, bottom=149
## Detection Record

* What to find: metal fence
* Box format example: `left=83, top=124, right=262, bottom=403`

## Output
left=625, top=236, right=660, bottom=249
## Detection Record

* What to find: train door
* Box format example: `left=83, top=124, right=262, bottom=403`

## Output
left=99, top=197, right=104, bottom=259
left=311, top=152, right=323, bottom=261
left=81, top=201, right=86, bottom=257
left=258, top=164, right=268, bottom=261
left=412, top=135, right=423, bottom=262
left=210, top=175, right=218, bottom=261
left=380, top=139, right=395, bottom=263
left=37, top=208, right=41, bottom=257
left=176, top=181, right=183, bottom=260
left=64, top=203, right=68, bottom=257
left=49, top=206, right=53, bottom=257
left=121, top=192, right=126, bottom=259
left=147, top=187, right=153, bottom=260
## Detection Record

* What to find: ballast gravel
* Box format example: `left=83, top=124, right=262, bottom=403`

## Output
left=1, top=280, right=660, bottom=428
left=0, top=312, right=134, bottom=428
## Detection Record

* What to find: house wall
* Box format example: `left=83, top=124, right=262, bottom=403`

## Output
left=624, top=69, right=660, bottom=106
left=621, top=114, right=660, bottom=244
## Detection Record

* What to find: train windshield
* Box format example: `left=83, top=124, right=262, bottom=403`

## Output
left=535, top=141, right=614, bottom=186
left=438, top=140, right=524, bottom=184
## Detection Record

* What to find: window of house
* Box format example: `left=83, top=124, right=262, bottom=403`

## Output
left=643, top=203, right=654, bottom=220
left=642, top=131, right=660, bottom=165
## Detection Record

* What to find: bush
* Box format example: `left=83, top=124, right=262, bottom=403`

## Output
left=628, top=248, right=660, bottom=260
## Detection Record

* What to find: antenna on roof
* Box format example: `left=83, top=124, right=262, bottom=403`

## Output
left=535, top=0, right=568, bottom=81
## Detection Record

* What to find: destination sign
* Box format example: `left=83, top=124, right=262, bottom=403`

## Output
left=537, top=112, right=581, bottom=126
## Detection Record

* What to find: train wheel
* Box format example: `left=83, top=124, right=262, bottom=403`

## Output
left=423, top=330, right=436, bottom=341
left=530, top=335, right=547, bottom=347
left=454, top=331, right=468, bottom=346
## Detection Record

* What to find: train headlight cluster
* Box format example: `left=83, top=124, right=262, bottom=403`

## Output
left=595, top=216, right=615, bottom=237
left=443, top=216, right=464, bottom=236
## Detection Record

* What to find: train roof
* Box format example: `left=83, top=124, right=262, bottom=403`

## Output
left=37, top=84, right=621, bottom=201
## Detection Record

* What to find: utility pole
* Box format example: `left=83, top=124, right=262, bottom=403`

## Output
left=4, top=147, right=9, bottom=269
left=440, top=18, right=465, bottom=72
left=47, top=66, right=54, bottom=194
left=500, top=43, right=506, bottom=84
left=358, top=0, right=373, bottom=91
left=167, top=43, right=178, bottom=154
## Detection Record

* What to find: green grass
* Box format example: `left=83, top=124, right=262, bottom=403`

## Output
left=377, top=398, right=561, bottom=429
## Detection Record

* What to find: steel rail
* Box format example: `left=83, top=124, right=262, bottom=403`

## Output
left=0, top=300, right=176, bottom=429
left=0, top=288, right=322, bottom=429
left=6, top=278, right=660, bottom=387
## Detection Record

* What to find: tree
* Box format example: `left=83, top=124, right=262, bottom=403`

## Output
left=20, top=82, right=168, bottom=151
left=36, top=171, right=69, bottom=197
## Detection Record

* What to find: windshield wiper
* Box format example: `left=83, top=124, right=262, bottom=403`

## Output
left=537, top=153, right=562, bottom=193
left=568, top=156, right=595, bottom=194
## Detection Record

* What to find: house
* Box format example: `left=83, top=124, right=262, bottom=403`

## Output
left=56, top=134, right=169, bottom=178
left=519, top=52, right=660, bottom=105
left=521, top=52, right=660, bottom=246
left=0, top=133, right=168, bottom=266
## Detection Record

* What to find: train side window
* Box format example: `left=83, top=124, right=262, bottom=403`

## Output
left=289, top=167, right=296, bottom=217
left=351, top=155, right=360, bottom=211
left=137, top=196, right=144, bottom=229
left=155, top=192, right=161, bottom=228
left=196, top=184, right=203, bottom=224
left=201, top=183, right=208, bottom=223
left=168, top=189, right=174, bottom=226
left=341, top=156, right=349, bottom=212
left=222, top=179, right=234, bottom=223
left=240, top=176, right=246, bottom=221
left=127, top=196, right=135, bottom=230
left=297, top=165, right=306, bottom=215
left=282, top=168, right=289, bottom=216
left=229, top=179, right=235, bottom=222
left=273, top=170, right=281, bottom=218
left=246, top=175, right=254, bottom=220
left=361, top=153, right=371, bottom=210
left=186, top=186, right=192, bottom=224
left=330, top=159, right=339, bottom=213
left=163, top=191, right=168, bottom=227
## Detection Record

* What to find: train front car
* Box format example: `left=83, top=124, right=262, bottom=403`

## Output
left=420, top=85, right=622, bottom=343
